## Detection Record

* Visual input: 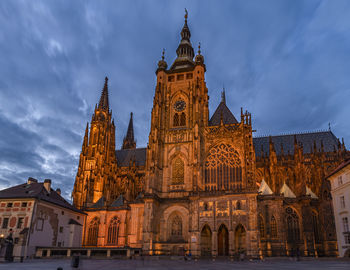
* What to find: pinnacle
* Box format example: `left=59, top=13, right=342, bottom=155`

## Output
left=98, top=76, right=109, bottom=111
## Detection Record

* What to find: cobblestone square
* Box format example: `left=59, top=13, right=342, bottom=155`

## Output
left=0, top=258, right=349, bottom=270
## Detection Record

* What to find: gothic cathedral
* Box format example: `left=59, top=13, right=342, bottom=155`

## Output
left=72, top=13, right=348, bottom=257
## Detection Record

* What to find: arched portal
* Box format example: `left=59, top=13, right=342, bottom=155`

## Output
left=235, top=224, right=246, bottom=253
left=200, top=225, right=212, bottom=256
left=218, top=224, right=229, bottom=256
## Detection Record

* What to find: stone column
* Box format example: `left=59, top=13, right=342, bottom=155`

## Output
left=229, top=230, right=235, bottom=258
left=212, top=231, right=217, bottom=259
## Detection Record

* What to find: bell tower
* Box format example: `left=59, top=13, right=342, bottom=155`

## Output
left=72, top=77, right=117, bottom=209
left=145, top=10, right=208, bottom=196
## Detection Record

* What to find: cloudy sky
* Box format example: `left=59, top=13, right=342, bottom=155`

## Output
left=0, top=0, right=349, bottom=199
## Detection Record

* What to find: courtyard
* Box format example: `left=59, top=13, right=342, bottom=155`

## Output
left=0, top=258, right=349, bottom=270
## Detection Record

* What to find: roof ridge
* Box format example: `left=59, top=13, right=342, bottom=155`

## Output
left=253, top=129, right=331, bottom=138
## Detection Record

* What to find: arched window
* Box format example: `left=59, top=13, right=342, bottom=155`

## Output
left=259, top=215, right=265, bottom=238
left=107, top=217, right=119, bottom=245
left=286, top=207, right=300, bottom=243
left=172, top=157, right=184, bottom=185
left=312, top=211, right=320, bottom=243
left=204, top=144, right=242, bottom=191
left=236, top=201, right=241, bottom=210
left=180, top=112, right=186, bottom=126
left=173, top=113, right=180, bottom=127
left=87, top=217, right=99, bottom=246
left=171, top=215, right=182, bottom=236
left=270, top=216, right=277, bottom=238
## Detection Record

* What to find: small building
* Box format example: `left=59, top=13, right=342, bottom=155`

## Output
left=0, top=177, right=86, bottom=259
left=327, top=159, right=350, bottom=257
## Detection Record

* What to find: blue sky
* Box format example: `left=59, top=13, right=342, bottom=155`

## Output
left=0, top=0, right=349, bottom=199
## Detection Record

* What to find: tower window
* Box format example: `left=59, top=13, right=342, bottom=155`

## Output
left=177, top=74, right=184, bottom=81
left=168, top=76, right=174, bottom=82
left=180, top=113, right=186, bottom=126
left=173, top=113, right=180, bottom=127
left=186, top=73, right=193, bottom=79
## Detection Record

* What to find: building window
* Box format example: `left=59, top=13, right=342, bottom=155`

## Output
left=59, top=226, right=64, bottom=233
left=340, top=196, right=346, bottom=209
left=61, top=211, right=64, bottom=215
left=286, top=207, right=300, bottom=243
left=345, top=234, right=350, bottom=244
left=259, top=216, right=265, bottom=238
left=21, top=202, right=27, bottom=207
left=204, top=144, right=242, bottom=191
left=2, top=218, right=9, bottom=229
left=17, top=217, right=24, bottom=229
left=107, top=217, right=119, bottom=245
left=168, top=75, right=174, bottom=82
left=77, top=216, right=80, bottom=220
left=177, top=74, right=184, bottom=81
left=36, top=218, right=44, bottom=231
left=186, top=73, right=193, bottom=79
left=172, top=157, right=184, bottom=185
left=173, top=113, right=180, bottom=127
left=57, top=242, right=61, bottom=247
left=87, top=217, right=99, bottom=246
left=270, top=216, right=277, bottom=238
left=343, top=217, right=349, bottom=232
left=14, top=238, right=19, bottom=244
left=180, top=112, right=186, bottom=126
left=338, top=176, right=343, bottom=186
left=7, top=203, right=13, bottom=208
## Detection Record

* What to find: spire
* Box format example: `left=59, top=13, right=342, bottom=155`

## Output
left=82, top=122, right=89, bottom=149
left=156, top=48, right=168, bottom=72
left=170, top=9, right=195, bottom=70
left=98, top=77, right=109, bottom=111
left=122, top=112, right=136, bottom=149
left=221, top=87, right=226, bottom=104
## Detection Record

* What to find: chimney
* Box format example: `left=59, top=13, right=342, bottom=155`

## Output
left=27, top=177, right=38, bottom=184
left=43, top=179, right=51, bottom=193
left=56, top=188, right=61, bottom=196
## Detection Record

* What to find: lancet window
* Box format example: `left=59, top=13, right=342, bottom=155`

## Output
left=172, top=157, right=184, bottom=185
left=204, top=144, right=242, bottom=191
left=87, top=217, right=99, bottom=246
left=270, top=216, right=277, bottom=238
left=107, top=216, right=120, bottom=245
left=286, top=207, right=300, bottom=243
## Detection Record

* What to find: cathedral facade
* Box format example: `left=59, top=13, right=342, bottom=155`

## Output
left=72, top=14, right=348, bottom=257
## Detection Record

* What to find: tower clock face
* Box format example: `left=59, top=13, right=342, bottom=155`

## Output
left=174, top=100, right=186, bottom=112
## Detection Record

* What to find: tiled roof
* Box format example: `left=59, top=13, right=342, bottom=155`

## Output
left=115, top=147, right=146, bottom=167
left=253, top=131, right=339, bottom=157
left=326, top=158, right=350, bottom=179
left=0, top=182, right=85, bottom=214
left=209, top=102, right=238, bottom=126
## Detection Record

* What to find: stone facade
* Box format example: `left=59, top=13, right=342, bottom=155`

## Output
left=72, top=13, right=349, bottom=257
left=327, top=160, right=350, bottom=257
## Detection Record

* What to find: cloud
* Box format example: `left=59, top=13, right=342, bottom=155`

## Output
left=0, top=0, right=349, bottom=199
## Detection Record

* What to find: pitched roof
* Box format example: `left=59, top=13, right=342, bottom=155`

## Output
left=280, top=182, right=296, bottom=198
left=306, top=186, right=318, bottom=199
left=253, top=131, right=339, bottom=157
left=110, top=195, right=124, bottom=207
left=90, top=196, right=105, bottom=208
left=209, top=101, right=238, bottom=126
left=326, top=158, right=350, bottom=179
left=0, top=182, right=85, bottom=214
left=115, top=147, right=146, bottom=167
left=258, top=179, right=273, bottom=195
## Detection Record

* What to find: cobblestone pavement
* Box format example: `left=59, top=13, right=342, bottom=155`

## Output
left=0, top=258, right=349, bottom=270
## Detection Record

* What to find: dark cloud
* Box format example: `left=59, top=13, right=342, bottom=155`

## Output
left=0, top=0, right=349, bottom=199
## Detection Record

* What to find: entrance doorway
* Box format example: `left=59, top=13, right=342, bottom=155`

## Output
left=200, top=225, right=212, bottom=256
left=217, top=224, right=229, bottom=256
left=235, top=224, right=246, bottom=253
